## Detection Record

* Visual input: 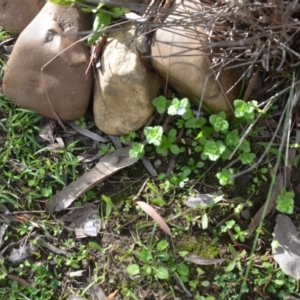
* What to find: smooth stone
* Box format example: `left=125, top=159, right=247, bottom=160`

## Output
left=0, top=0, right=46, bottom=34
left=3, top=2, right=93, bottom=121
left=151, top=0, right=241, bottom=117
left=93, top=24, right=161, bottom=136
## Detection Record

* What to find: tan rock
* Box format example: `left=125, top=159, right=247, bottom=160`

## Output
left=151, top=1, right=241, bottom=117
left=3, top=2, right=93, bottom=121
left=93, top=24, right=161, bottom=136
left=0, top=0, right=46, bottom=34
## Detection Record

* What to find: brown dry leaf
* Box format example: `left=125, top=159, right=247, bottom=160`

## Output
left=107, top=290, right=118, bottom=300
left=7, top=274, right=31, bottom=287
left=46, top=147, right=138, bottom=213
left=136, top=201, right=173, bottom=238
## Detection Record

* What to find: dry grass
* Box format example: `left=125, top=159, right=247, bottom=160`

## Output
left=98, top=0, right=300, bottom=102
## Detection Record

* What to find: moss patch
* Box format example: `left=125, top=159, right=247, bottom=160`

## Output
left=176, top=234, right=220, bottom=258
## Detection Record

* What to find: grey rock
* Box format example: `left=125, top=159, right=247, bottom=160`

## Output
left=3, top=2, right=93, bottom=121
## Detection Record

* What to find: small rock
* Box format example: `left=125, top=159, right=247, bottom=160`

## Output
left=0, top=0, right=46, bottom=34
left=3, top=2, right=93, bottom=121
left=151, top=0, right=241, bottom=118
left=93, top=24, right=161, bottom=135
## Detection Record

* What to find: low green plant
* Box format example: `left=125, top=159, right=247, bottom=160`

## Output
left=98, top=144, right=115, bottom=156
left=156, top=128, right=185, bottom=156
left=119, top=131, right=139, bottom=144
left=181, top=158, right=204, bottom=174
left=127, top=239, right=170, bottom=280
left=233, top=225, right=248, bottom=242
left=129, top=95, right=259, bottom=187
left=0, top=262, right=61, bottom=300
left=74, top=116, right=87, bottom=128
left=144, top=126, right=163, bottom=146
left=234, top=99, right=258, bottom=122
left=126, top=231, right=191, bottom=295
left=0, top=95, right=83, bottom=209
left=214, top=270, right=249, bottom=300
left=101, top=194, right=116, bottom=223
left=276, top=188, right=294, bottom=214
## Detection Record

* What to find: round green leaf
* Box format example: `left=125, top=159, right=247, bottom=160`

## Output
left=157, top=240, right=169, bottom=251
left=155, top=266, right=169, bottom=279
left=127, top=264, right=140, bottom=276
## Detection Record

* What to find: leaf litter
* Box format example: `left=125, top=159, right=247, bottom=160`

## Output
left=273, top=214, right=300, bottom=281
left=136, top=201, right=173, bottom=238
left=59, top=203, right=101, bottom=238
left=46, top=147, right=138, bottom=213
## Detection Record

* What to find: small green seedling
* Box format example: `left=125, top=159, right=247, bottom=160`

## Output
left=144, top=126, right=163, bottom=146
left=216, top=168, right=235, bottom=186
left=156, top=129, right=185, bottom=156
left=234, top=99, right=258, bottom=122
left=127, top=239, right=170, bottom=280
left=276, top=188, right=294, bottom=214
left=209, top=111, right=229, bottom=133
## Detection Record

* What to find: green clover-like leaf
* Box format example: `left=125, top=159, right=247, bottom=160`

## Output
left=129, top=142, right=145, bottom=158
left=225, top=129, right=239, bottom=147
left=276, top=188, right=294, bottom=214
left=238, top=152, right=256, bottom=164
left=203, top=140, right=226, bottom=161
left=234, top=100, right=258, bottom=121
left=209, top=111, right=229, bottom=133
left=144, top=126, right=163, bottom=146
left=152, top=96, right=171, bottom=114
left=168, top=98, right=191, bottom=116
left=216, top=168, right=235, bottom=186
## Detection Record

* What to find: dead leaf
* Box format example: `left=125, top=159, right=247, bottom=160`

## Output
left=136, top=201, right=173, bottom=238
left=66, top=296, right=87, bottom=300
left=60, top=203, right=101, bottom=238
left=68, top=121, right=108, bottom=143
left=55, top=137, right=65, bottom=149
left=107, top=290, right=118, bottom=300
left=37, top=237, right=70, bottom=256
left=184, top=193, right=223, bottom=208
left=60, top=203, right=98, bottom=226
left=8, top=244, right=37, bottom=262
left=107, top=135, right=122, bottom=148
left=89, top=282, right=107, bottom=300
left=184, top=254, right=226, bottom=265
left=46, top=147, right=138, bottom=213
left=75, top=218, right=101, bottom=239
left=0, top=223, right=8, bottom=248
left=38, top=121, right=55, bottom=143
left=7, top=274, right=32, bottom=287
left=68, top=270, right=85, bottom=277
left=141, top=157, right=158, bottom=176
left=273, top=214, right=300, bottom=280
